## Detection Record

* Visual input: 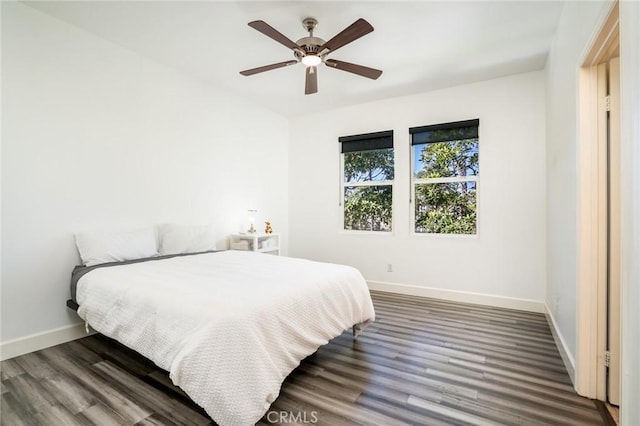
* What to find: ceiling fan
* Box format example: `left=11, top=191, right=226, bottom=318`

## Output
left=239, top=17, right=383, bottom=95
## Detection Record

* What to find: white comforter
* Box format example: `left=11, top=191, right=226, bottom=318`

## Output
left=76, top=250, right=375, bottom=426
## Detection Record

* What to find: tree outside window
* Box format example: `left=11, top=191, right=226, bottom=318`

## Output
left=411, top=120, right=479, bottom=235
left=340, top=131, right=394, bottom=232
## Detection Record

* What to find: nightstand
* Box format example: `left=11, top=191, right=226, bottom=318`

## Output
left=229, top=233, right=280, bottom=255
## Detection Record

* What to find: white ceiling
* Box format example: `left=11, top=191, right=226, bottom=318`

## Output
left=26, top=1, right=564, bottom=118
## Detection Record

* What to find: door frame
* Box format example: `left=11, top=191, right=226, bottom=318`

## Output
left=575, top=1, right=618, bottom=400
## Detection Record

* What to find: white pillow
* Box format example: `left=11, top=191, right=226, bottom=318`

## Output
left=75, top=227, right=158, bottom=266
left=157, top=223, right=216, bottom=255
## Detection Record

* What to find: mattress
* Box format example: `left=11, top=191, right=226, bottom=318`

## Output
left=73, top=250, right=375, bottom=425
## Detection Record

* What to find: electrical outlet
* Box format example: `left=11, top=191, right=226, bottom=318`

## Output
left=387, top=264, right=393, bottom=272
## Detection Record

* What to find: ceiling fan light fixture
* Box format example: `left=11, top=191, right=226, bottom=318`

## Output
left=301, top=55, right=322, bottom=67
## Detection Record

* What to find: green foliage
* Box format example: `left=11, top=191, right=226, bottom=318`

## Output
left=344, top=149, right=394, bottom=182
left=344, top=186, right=392, bottom=231
left=415, top=182, right=476, bottom=234
left=416, top=139, right=478, bottom=179
left=343, top=149, right=393, bottom=231
left=414, top=139, right=478, bottom=234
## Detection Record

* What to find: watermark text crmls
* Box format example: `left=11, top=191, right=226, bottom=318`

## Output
left=266, top=410, right=318, bottom=424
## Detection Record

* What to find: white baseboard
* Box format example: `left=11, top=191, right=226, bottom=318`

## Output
left=544, top=303, right=576, bottom=385
left=1, top=323, right=95, bottom=361
left=367, top=280, right=545, bottom=313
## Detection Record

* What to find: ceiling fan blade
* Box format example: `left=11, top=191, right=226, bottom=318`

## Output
left=324, top=59, right=382, bottom=80
left=305, top=66, right=318, bottom=95
left=248, top=20, right=301, bottom=51
left=240, top=60, right=298, bottom=76
left=318, top=18, right=374, bottom=54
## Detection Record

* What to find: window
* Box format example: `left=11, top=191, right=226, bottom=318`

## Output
left=340, top=130, right=394, bottom=232
left=410, top=119, right=479, bottom=235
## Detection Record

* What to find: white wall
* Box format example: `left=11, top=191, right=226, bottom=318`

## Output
left=289, top=72, right=546, bottom=306
left=619, top=1, right=640, bottom=424
left=1, top=3, right=288, bottom=345
left=544, top=0, right=611, bottom=371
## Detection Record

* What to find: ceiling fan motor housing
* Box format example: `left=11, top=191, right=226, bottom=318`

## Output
left=294, top=36, right=326, bottom=60
left=296, top=18, right=324, bottom=60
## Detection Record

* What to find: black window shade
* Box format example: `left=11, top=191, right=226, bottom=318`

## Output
left=409, top=119, right=479, bottom=145
left=339, top=130, right=393, bottom=153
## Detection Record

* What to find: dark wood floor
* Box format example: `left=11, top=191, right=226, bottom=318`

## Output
left=1, top=291, right=606, bottom=425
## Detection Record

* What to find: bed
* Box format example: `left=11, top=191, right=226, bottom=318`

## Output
left=68, top=249, right=375, bottom=426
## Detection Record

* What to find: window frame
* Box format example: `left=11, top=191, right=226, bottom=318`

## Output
left=338, top=131, right=395, bottom=234
left=409, top=120, right=480, bottom=237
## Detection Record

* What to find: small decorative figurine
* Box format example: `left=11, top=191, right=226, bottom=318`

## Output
left=264, top=221, right=273, bottom=234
